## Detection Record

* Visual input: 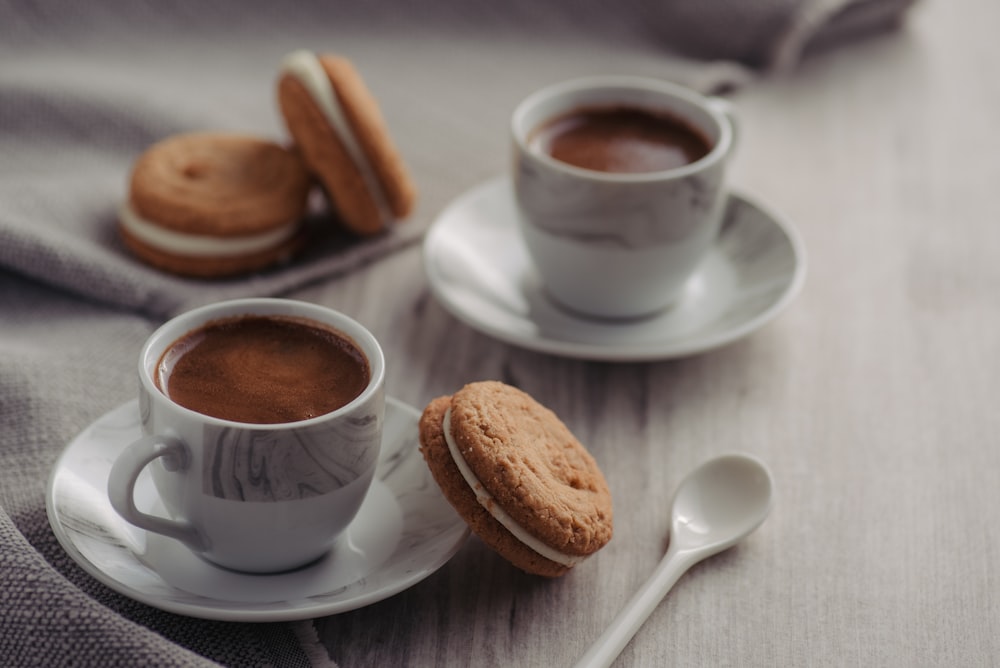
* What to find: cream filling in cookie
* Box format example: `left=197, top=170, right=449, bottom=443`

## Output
left=281, top=50, right=394, bottom=226
left=119, top=202, right=300, bottom=258
left=442, top=407, right=587, bottom=567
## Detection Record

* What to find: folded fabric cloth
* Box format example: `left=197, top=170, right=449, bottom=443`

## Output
left=651, top=0, right=919, bottom=70
left=0, top=1, right=916, bottom=667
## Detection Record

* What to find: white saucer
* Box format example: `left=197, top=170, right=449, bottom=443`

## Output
left=46, top=398, right=470, bottom=622
left=423, top=177, right=806, bottom=361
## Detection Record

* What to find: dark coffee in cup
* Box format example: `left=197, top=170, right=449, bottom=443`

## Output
left=528, top=105, right=712, bottom=174
left=156, top=314, right=370, bottom=424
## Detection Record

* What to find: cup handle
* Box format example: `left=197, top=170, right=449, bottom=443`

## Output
left=707, top=96, right=739, bottom=151
left=107, top=435, right=207, bottom=552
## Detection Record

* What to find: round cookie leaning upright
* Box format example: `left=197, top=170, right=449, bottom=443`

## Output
left=276, top=50, right=417, bottom=236
left=418, top=381, right=613, bottom=577
left=120, top=132, right=312, bottom=278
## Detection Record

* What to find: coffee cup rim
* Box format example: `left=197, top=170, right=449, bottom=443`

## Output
left=511, top=74, right=733, bottom=182
left=139, top=298, right=386, bottom=429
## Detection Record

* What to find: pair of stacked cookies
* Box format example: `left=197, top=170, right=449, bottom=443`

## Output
left=419, top=381, right=614, bottom=577
left=120, top=51, right=416, bottom=278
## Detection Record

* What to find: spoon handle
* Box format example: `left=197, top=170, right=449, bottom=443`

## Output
left=574, top=546, right=698, bottom=668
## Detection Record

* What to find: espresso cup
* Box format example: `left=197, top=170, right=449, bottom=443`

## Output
left=512, top=75, right=736, bottom=319
left=107, top=298, right=385, bottom=573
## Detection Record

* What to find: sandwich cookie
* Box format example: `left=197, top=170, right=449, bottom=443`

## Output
left=418, top=381, right=613, bottom=577
left=120, top=133, right=312, bottom=278
left=277, top=50, right=416, bottom=237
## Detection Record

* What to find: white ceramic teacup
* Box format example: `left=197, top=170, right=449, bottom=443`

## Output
left=107, top=298, right=385, bottom=573
left=512, top=76, right=736, bottom=319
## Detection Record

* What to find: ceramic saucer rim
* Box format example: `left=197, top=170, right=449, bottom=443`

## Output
left=423, top=176, right=806, bottom=361
left=45, top=397, right=470, bottom=622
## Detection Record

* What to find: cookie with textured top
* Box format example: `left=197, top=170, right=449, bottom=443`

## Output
left=418, top=381, right=613, bottom=577
left=120, top=132, right=312, bottom=278
left=277, top=50, right=416, bottom=237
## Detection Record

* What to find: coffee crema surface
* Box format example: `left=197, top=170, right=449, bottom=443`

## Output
left=529, top=105, right=712, bottom=174
left=156, top=315, right=370, bottom=424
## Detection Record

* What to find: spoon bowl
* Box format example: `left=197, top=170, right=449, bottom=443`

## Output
left=575, top=453, right=773, bottom=668
left=670, top=453, right=773, bottom=554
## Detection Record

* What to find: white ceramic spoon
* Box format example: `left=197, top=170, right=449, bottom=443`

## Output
left=575, top=453, right=774, bottom=668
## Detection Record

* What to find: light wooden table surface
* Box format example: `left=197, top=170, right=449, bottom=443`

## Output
left=290, top=2, right=1000, bottom=665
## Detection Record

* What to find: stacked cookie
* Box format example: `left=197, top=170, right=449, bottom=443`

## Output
left=119, top=50, right=416, bottom=278
left=419, top=381, right=614, bottom=577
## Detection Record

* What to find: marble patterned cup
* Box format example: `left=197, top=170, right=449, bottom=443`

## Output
left=107, top=298, right=385, bottom=573
left=512, top=76, right=736, bottom=319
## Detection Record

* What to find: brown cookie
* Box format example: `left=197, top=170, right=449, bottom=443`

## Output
left=277, top=50, right=416, bottom=237
left=418, top=381, right=613, bottom=577
left=120, top=132, right=312, bottom=278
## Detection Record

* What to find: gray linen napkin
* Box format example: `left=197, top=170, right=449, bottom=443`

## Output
left=0, top=1, right=916, bottom=666
left=652, top=0, right=918, bottom=71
